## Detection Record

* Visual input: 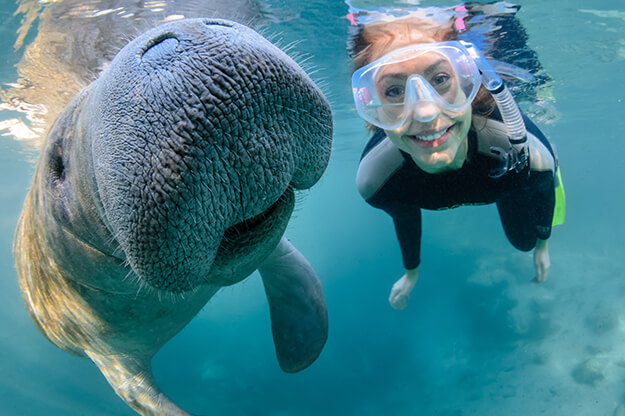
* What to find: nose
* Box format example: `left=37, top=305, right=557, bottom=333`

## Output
left=405, top=76, right=440, bottom=123
left=410, top=100, right=439, bottom=123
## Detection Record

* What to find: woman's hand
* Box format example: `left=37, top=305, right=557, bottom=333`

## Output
left=532, top=238, right=550, bottom=283
left=389, top=268, right=419, bottom=309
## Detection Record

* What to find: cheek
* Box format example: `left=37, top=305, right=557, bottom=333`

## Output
left=454, top=109, right=472, bottom=136
left=441, top=82, right=460, bottom=104
left=385, top=131, right=406, bottom=150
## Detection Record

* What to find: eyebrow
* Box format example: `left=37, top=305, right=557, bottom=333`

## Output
left=376, top=58, right=450, bottom=84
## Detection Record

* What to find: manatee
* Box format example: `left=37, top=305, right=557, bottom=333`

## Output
left=13, top=8, right=332, bottom=416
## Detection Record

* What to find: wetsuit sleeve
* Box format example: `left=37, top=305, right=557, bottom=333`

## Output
left=357, top=129, right=423, bottom=270
left=391, top=209, right=422, bottom=270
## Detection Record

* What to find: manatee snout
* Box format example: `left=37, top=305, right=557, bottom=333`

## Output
left=82, top=19, right=332, bottom=292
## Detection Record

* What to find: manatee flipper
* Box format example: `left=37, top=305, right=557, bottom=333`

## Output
left=86, top=351, right=193, bottom=416
left=258, top=237, right=328, bottom=373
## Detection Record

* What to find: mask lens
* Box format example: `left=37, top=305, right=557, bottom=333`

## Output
left=352, top=42, right=481, bottom=129
left=384, top=52, right=456, bottom=102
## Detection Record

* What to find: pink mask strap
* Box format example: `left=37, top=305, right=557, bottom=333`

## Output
left=346, top=12, right=358, bottom=26
left=454, top=5, right=468, bottom=32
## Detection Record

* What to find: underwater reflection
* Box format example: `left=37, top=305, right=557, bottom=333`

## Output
left=1, top=0, right=265, bottom=147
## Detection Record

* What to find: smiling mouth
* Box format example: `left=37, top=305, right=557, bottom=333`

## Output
left=406, top=125, right=453, bottom=148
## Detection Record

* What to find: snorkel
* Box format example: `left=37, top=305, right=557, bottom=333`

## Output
left=463, top=41, right=530, bottom=178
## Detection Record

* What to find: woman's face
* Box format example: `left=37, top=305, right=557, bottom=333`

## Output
left=384, top=101, right=471, bottom=174
left=375, top=40, right=472, bottom=173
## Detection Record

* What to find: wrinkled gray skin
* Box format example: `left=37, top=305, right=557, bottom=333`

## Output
left=15, top=16, right=332, bottom=416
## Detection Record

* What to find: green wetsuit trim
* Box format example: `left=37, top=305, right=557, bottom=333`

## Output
left=552, top=167, right=565, bottom=226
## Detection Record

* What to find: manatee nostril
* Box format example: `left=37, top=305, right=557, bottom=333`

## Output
left=202, top=19, right=235, bottom=28
left=141, top=33, right=179, bottom=60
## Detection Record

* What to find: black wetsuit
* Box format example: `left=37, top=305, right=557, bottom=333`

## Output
left=357, top=111, right=556, bottom=270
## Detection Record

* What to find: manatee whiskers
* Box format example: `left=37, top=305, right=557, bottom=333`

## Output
left=305, top=67, right=325, bottom=79
left=258, top=29, right=287, bottom=50
left=269, top=106, right=333, bottom=158
left=291, top=53, right=316, bottom=75
left=256, top=34, right=322, bottom=85
left=272, top=102, right=333, bottom=134
left=130, top=271, right=196, bottom=304
left=273, top=38, right=306, bottom=56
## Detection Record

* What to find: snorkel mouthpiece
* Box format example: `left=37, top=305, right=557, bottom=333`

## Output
left=462, top=41, right=530, bottom=178
left=487, top=84, right=530, bottom=177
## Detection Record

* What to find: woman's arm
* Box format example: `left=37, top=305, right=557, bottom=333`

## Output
left=387, top=213, right=422, bottom=309
left=355, top=132, right=425, bottom=307
left=533, top=238, right=550, bottom=283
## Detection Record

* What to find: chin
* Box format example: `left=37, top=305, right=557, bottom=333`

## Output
left=413, top=149, right=460, bottom=173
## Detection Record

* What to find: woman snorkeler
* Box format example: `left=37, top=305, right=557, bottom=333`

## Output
left=349, top=8, right=563, bottom=310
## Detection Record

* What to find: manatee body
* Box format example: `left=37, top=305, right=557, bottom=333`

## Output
left=14, top=7, right=332, bottom=416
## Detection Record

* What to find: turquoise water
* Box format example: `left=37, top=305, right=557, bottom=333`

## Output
left=1, top=0, right=625, bottom=415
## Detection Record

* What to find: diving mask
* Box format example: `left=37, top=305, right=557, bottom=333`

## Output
left=352, top=40, right=483, bottom=130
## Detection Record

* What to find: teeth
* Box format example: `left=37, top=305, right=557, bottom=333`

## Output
left=416, top=129, right=447, bottom=141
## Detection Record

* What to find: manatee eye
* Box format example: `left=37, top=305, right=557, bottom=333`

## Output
left=48, top=141, right=66, bottom=187
left=44, top=131, right=71, bottom=221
